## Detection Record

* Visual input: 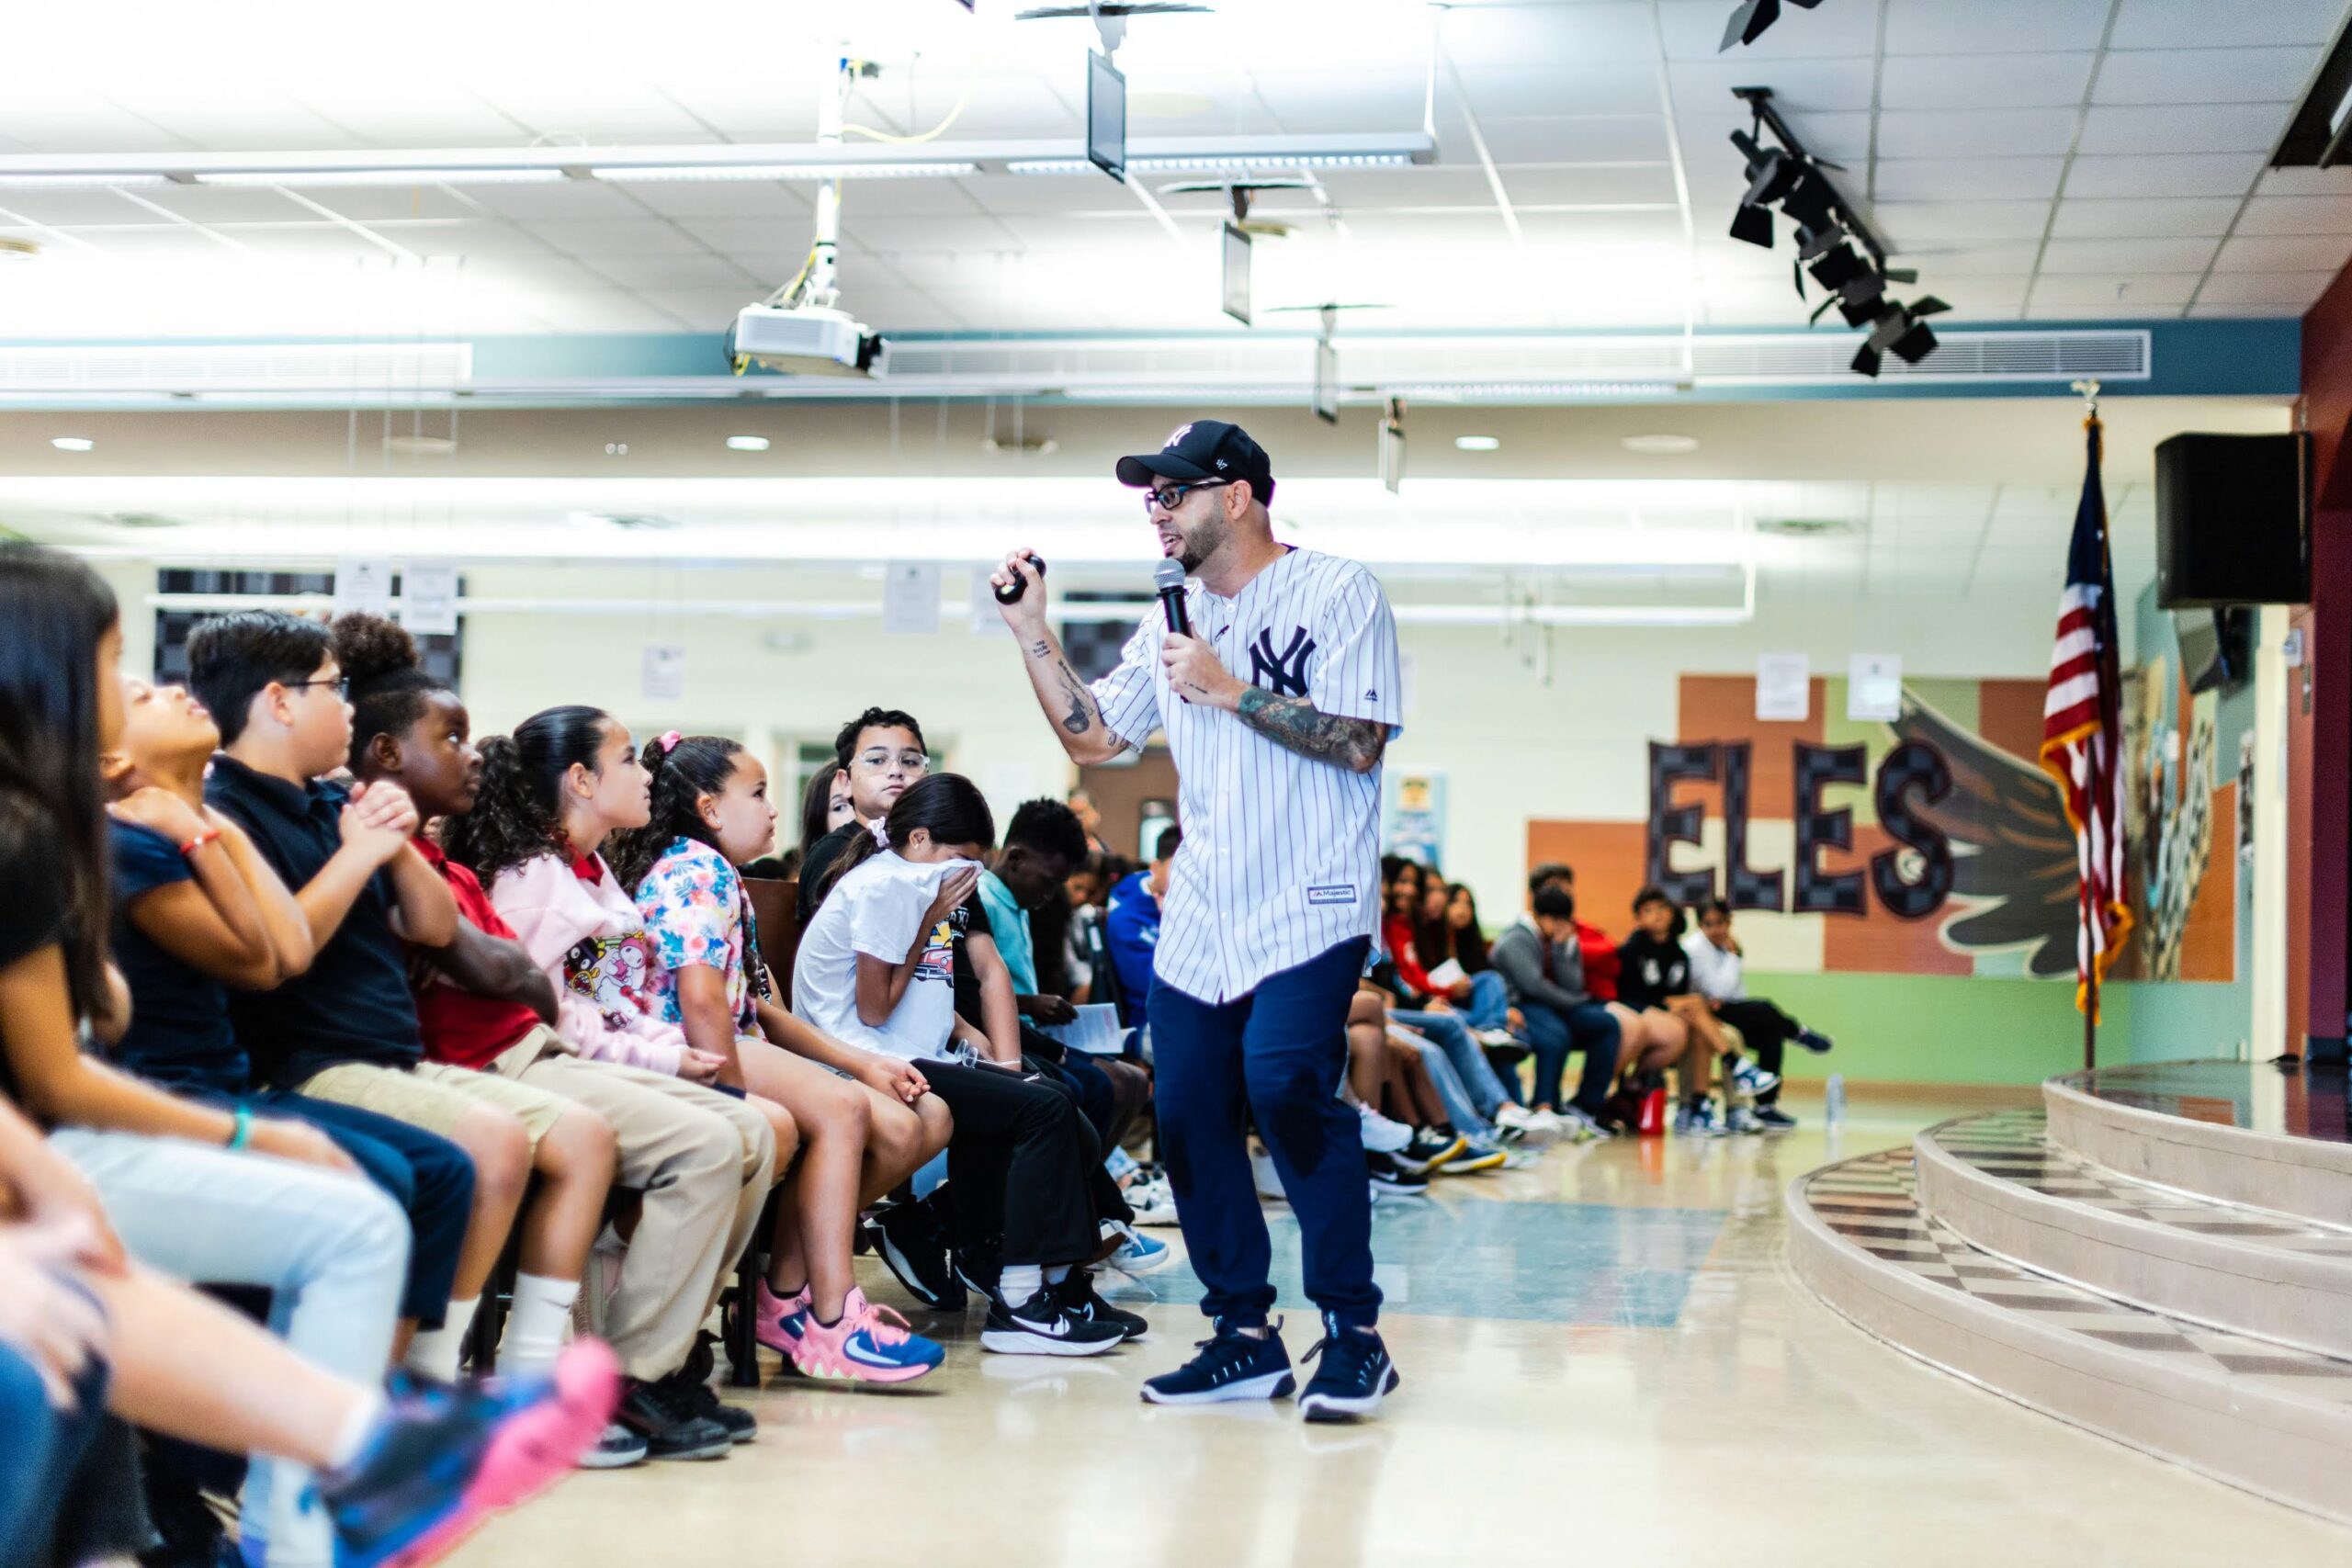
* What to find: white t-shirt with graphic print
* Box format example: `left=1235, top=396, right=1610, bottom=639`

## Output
left=791, top=848, right=978, bottom=1063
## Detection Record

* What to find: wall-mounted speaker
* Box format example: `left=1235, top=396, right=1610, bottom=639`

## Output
left=2154, top=432, right=2312, bottom=608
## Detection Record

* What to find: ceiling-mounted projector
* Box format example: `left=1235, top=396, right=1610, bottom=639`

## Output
left=726, top=303, right=885, bottom=378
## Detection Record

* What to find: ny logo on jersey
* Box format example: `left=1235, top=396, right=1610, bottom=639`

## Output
left=1248, top=626, right=1317, bottom=697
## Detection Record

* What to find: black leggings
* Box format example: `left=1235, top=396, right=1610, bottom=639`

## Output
left=922, top=1059, right=1116, bottom=1269
left=1716, top=998, right=1800, bottom=1104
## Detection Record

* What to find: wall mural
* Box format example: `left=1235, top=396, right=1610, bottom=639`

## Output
left=1524, top=671, right=2234, bottom=982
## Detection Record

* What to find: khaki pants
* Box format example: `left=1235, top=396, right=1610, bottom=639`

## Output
left=483, top=1027, right=776, bottom=1381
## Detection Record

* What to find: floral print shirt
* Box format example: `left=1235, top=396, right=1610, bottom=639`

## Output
left=630, top=837, right=764, bottom=1035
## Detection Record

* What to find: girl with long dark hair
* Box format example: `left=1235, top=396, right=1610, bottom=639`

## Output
left=794, top=773, right=1136, bottom=1357
left=604, top=732, right=949, bottom=1382
left=0, top=547, right=615, bottom=1560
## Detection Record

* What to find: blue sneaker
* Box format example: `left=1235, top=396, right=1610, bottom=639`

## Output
left=1297, top=1313, right=1399, bottom=1423
left=1139, top=1319, right=1295, bottom=1405
left=322, top=1339, right=620, bottom=1567
left=1102, top=1223, right=1173, bottom=1277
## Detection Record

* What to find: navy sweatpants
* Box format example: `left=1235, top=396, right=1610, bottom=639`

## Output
left=1148, top=936, right=1379, bottom=1329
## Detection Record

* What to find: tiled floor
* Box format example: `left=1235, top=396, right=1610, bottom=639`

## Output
left=452, top=1094, right=2352, bottom=1568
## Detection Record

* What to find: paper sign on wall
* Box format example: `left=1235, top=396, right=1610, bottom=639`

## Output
left=1756, top=653, right=1809, bottom=721
left=1848, top=653, right=1902, bottom=722
left=334, top=558, right=393, bottom=617
left=640, top=643, right=685, bottom=704
left=401, top=560, right=458, bottom=636
left=881, top=562, right=941, bottom=637
left=968, top=569, right=1011, bottom=637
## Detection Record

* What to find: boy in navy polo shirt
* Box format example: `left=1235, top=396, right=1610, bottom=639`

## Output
left=101, top=671, right=474, bottom=1349
left=187, top=610, right=613, bottom=1386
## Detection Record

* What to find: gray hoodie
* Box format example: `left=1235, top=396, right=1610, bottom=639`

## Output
left=1490, top=915, right=1590, bottom=1013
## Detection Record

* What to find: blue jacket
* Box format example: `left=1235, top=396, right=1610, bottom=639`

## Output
left=1102, top=871, right=1161, bottom=1026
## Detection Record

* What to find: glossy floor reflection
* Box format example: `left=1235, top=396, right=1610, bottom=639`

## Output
left=452, top=1092, right=2352, bottom=1568
left=2068, top=1058, right=2352, bottom=1145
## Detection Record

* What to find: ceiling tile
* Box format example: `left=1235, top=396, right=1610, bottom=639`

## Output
left=2049, top=196, right=2242, bottom=238
left=2212, top=233, right=2351, bottom=272
left=1440, top=3, right=1659, bottom=70
left=270, top=186, right=481, bottom=222
left=1314, top=166, right=1494, bottom=207
left=2062, top=152, right=2265, bottom=198
left=616, top=181, right=813, bottom=220
left=2194, top=270, right=2338, bottom=306
left=1657, top=0, right=1882, bottom=60
left=0, top=188, right=171, bottom=225
left=1885, top=244, right=2044, bottom=276
left=2236, top=195, right=2352, bottom=235
left=1878, top=52, right=2096, bottom=111
left=1498, top=164, right=1681, bottom=205
left=2030, top=272, right=2200, bottom=305
left=1875, top=200, right=2056, bottom=241
left=1875, top=109, right=2080, bottom=159
left=2021, top=299, right=2183, bottom=319
left=2256, top=165, right=2352, bottom=197
left=2076, top=102, right=2296, bottom=154
left=1487, top=116, right=1673, bottom=164
left=2109, top=0, right=2346, bottom=50
left=1875, top=157, right=2067, bottom=201
left=1665, top=58, right=1880, bottom=116
left=1451, top=65, right=1664, bottom=120
left=519, top=217, right=717, bottom=257
left=2091, top=48, right=2318, bottom=106
left=2186, top=298, right=2305, bottom=317
left=393, top=221, right=564, bottom=258
left=575, top=252, right=753, bottom=291
left=2038, top=236, right=2220, bottom=273
left=1884, top=0, right=2113, bottom=54
left=450, top=181, right=645, bottom=220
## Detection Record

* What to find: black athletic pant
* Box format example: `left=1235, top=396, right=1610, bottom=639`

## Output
left=1716, top=999, right=1799, bottom=1104
left=922, top=1058, right=1109, bottom=1269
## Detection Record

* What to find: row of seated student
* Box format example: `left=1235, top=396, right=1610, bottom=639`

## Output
left=0, top=545, right=1176, bottom=1568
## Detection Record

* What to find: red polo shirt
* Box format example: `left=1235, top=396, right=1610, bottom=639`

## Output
left=410, top=835, right=541, bottom=1069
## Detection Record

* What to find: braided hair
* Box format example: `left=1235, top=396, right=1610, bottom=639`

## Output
left=605, top=733, right=746, bottom=893
left=436, top=705, right=610, bottom=884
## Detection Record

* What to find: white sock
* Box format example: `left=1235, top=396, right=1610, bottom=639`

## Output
left=325, top=1390, right=387, bottom=1473
left=1000, top=1264, right=1044, bottom=1303
left=498, top=1274, right=580, bottom=1380
left=404, top=1295, right=481, bottom=1382
left=1043, top=1263, right=1071, bottom=1284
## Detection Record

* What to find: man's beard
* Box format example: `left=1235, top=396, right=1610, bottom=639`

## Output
left=1176, top=513, right=1227, bottom=572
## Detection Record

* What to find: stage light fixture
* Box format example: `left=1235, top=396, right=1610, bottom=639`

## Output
left=1849, top=342, right=1883, bottom=379
left=1806, top=242, right=1865, bottom=291
left=1729, top=201, right=1774, bottom=247
left=1721, top=0, right=1826, bottom=52
left=1835, top=273, right=1885, bottom=327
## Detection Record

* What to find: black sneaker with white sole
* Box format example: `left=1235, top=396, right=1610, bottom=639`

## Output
left=1297, top=1313, right=1400, bottom=1423
left=980, top=1284, right=1128, bottom=1357
left=863, top=1201, right=965, bottom=1312
left=1055, top=1270, right=1149, bottom=1342
left=1753, top=1103, right=1799, bottom=1130
left=614, top=1377, right=732, bottom=1461
left=1140, top=1319, right=1295, bottom=1405
left=1364, top=1150, right=1430, bottom=1192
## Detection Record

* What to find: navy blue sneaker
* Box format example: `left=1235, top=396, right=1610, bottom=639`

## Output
left=1139, top=1318, right=1295, bottom=1405
left=1297, top=1314, right=1399, bottom=1423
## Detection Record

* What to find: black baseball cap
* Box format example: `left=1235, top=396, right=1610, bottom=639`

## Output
left=1115, top=419, right=1274, bottom=506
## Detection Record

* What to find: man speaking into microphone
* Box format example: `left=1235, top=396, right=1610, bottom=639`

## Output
left=992, top=419, right=1404, bottom=1421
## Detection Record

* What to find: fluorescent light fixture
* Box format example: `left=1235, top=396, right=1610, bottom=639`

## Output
left=1622, top=433, right=1700, bottom=455
left=1392, top=381, right=1681, bottom=401
left=1008, top=152, right=1416, bottom=175
left=198, top=168, right=569, bottom=187
left=0, top=172, right=172, bottom=189
left=1453, top=435, right=1500, bottom=451
left=51, top=436, right=94, bottom=451
left=593, top=162, right=978, bottom=182
left=725, top=434, right=772, bottom=451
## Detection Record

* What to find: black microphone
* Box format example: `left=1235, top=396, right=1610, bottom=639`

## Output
left=1154, top=558, right=1192, bottom=637
left=994, top=552, right=1046, bottom=605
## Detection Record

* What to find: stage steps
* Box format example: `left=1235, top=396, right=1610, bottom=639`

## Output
left=1787, top=1062, right=2352, bottom=1525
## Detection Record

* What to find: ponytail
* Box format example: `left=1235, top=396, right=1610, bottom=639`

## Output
left=437, top=704, right=610, bottom=882
left=812, top=773, right=994, bottom=907
left=607, top=733, right=745, bottom=892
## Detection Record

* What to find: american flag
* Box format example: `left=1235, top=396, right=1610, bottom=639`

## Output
left=2039, top=419, right=2133, bottom=1017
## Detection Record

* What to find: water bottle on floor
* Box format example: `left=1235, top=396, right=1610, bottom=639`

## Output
left=1824, top=1072, right=1846, bottom=1128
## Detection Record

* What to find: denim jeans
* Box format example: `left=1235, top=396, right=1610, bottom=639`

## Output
left=1392, top=1031, right=1492, bottom=1138
left=1519, top=1001, right=1623, bottom=1115
left=0, top=1342, right=116, bottom=1568
left=1389, top=1006, right=1511, bottom=1121
left=51, top=1128, right=408, bottom=1568
left=1459, top=969, right=1511, bottom=1031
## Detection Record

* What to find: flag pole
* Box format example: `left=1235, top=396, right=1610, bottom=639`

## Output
left=2072, top=378, right=2103, bottom=1074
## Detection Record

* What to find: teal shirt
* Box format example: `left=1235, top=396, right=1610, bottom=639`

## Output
left=977, top=870, right=1038, bottom=995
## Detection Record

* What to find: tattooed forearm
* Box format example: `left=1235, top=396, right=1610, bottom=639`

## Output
left=1236, top=687, right=1385, bottom=773
left=1054, top=662, right=1093, bottom=736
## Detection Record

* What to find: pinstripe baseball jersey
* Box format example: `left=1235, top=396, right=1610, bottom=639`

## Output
left=1090, top=545, right=1401, bottom=1004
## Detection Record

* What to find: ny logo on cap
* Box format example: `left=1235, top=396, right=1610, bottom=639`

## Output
left=1166, top=423, right=1193, bottom=448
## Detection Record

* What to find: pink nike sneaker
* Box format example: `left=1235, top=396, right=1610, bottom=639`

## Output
left=786, top=1287, right=945, bottom=1384
left=755, top=1277, right=810, bottom=1358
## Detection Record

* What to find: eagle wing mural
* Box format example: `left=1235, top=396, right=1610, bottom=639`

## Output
left=1891, top=694, right=2081, bottom=976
